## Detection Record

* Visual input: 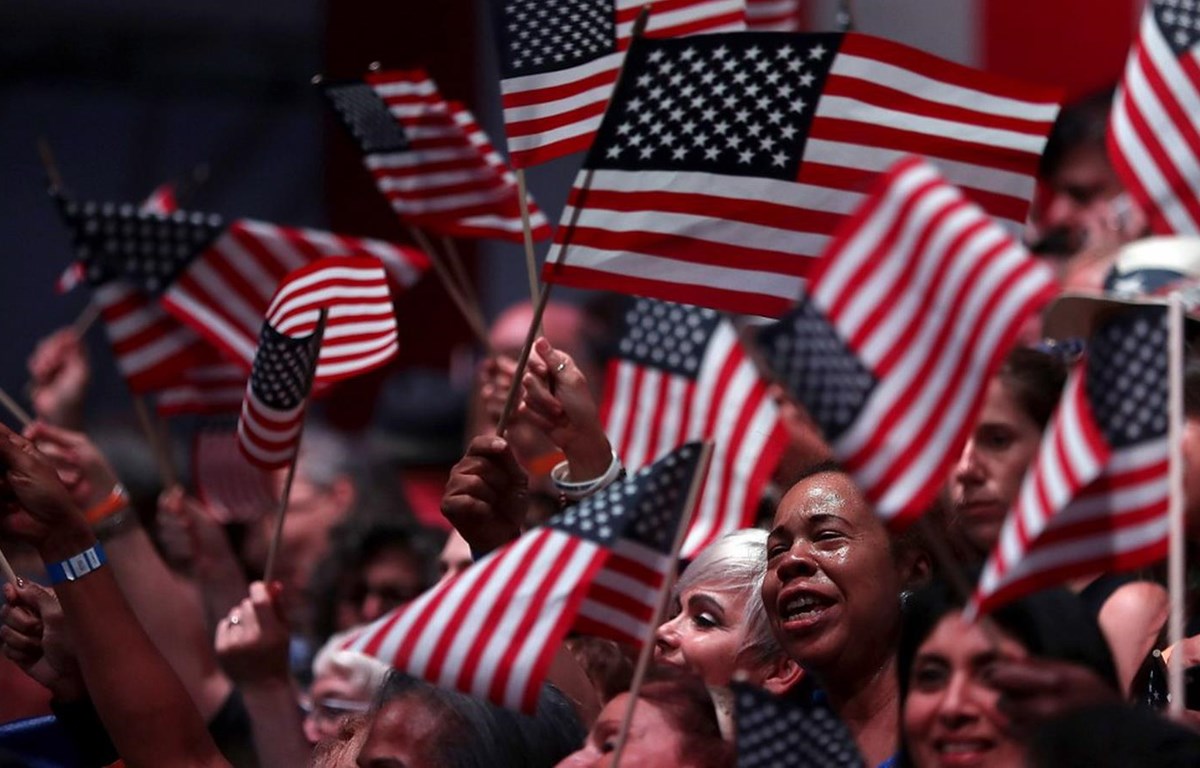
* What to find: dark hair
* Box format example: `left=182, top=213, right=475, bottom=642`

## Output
left=1039, top=86, right=1116, bottom=179
left=898, top=578, right=1119, bottom=703
left=1029, top=703, right=1200, bottom=768
left=997, top=346, right=1070, bottom=430
left=372, top=674, right=584, bottom=768
left=309, top=516, right=442, bottom=647
left=1185, top=360, right=1200, bottom=419
left=636, top=665, right=734, bottom=768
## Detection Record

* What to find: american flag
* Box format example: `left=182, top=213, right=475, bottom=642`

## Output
left=54, top=196, right=428, bottom=381
left=490, top=0, right=746, bottom=168
left=449, top=101, right=552, bottom=239
left=541, top=32, right=1060, bottom=316
left=343, top=442, right=706, bottom=712
left=757, top=157, right=1058, bottom=527
left=969, top=306, right=1171, bottom=617
left=237, top=321, right=322, bottom=469
left=55, top=195, right=224, bottom=392
left=321, top=70, right=549, bottom=243
left=155, top=354, right=247, bottom=417
left=192, top=422, right=277, bottom=524
left=602, top=299, right=786, bottom=557
left=733, top=682, right=864, bottom=768
left=1110, top=0, right=1200, bottom=235
left=746, top=0, right=803, bottom=31
left=261, top=256, right=400, bottom=385
left=161, top=218, right=427, bottom=370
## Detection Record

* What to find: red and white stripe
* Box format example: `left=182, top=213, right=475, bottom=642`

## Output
left=192, top=425, right=277, bottom=524
left=811, top=157, right=1058, bottom=526
left=92, top=282, right=214, bottom=393
left=358, top=71, right=543, bottom=243
left=575, top=537, right=674, bottom=646
left=156, top=356, right=246, bottom=417
left=344, top=527, right=607, bottom=713
left=448, top=101, right=552, bottom=240
left=543, top=33, right=1059, bottom=317
left=238, top=374, right=310, bottom=469
left=602, top=320, right=785, bottom=556
left=746, top=0, right=803, bottom=30
left=263, top=256, right=399, bottom=384
left=1110, top=5, right=1200, bottom=235
left=162, top=220, right=427, bottom=370
left=969, top=373, right=1170, bottom=617
left=499, top=0, right=745, bottom=168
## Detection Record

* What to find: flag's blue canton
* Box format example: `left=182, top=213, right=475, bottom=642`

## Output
left=589, top=33, right=843, bottom=179
left=617, top=298, right=721, bottom=378
left=59, top=197, right=223, bottom=294
left=249, top=325, right=319, bottom=410
left=623, top=442, right=703, bottom=552
left=549, top=442, right=702, bottom=548
left=322, top=82, right=411, bottom=154
left=757, top=298, right=876, bottom=442
left=1085, top=306, right=1170, bottom=448
left=1154, top=0, right=1200, bottom=55
left=496, top=0, right=616, bottom=78
left=733, top=682, right=864, bottom=768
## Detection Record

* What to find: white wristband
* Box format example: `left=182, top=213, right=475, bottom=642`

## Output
left=551, top=450, right=624, bottom=501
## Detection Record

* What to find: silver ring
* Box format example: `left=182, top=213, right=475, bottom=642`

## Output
left=555, top=361, right=568, bottom=373
left=229, top=613, right=241, bottom=626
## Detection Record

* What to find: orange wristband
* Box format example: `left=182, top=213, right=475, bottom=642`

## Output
left=85, top=484, right=129, bottom=525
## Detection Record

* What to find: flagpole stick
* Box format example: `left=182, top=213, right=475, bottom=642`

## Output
left=72, top=301, right=101, bottom=337
left=835, top=0, right=857, bottom=31
left=493, top=6, right=653, bottom=436
left=131, top=395, right=178, bottom=490
left=1167, top=292, right=1186, bottom=718
left=407, top=226, right=492, bottom=349
left=515, top=169, right=541, bottom=303
left=440, top=235, right=485, bottom=325
left=263, top=310, right=328, bottom=585
left=37, top=137, right=65, bottom=192
left=0, top=387, right=33, bottom=428
left=609, top=441, right=714, bottom=768
left=0, top=549, right=19, bottom=586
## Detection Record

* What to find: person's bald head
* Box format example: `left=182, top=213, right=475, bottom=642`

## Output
left=489, top=301, right=587, bottom=362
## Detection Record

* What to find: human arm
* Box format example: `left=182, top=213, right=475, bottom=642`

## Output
left=26, top=327, right=90, bottom=430
left=0, top=423, right=228, bottom=768
left=214, top=581, right=311, bottom=768
left=157, top=487, right=250, bottom=630
left=1097, top=581, right=1169, bottom=698
left=22, top=421, right=234, bottom=721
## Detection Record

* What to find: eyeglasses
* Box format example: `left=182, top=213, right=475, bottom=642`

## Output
left=298, top=696, right=372, bottom=723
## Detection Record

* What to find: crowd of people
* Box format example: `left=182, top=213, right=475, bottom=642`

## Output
left=5, top=85, right=1200, bottom=768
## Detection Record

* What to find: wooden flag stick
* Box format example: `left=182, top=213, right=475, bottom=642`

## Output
left=0, top=387, right=33, bottom=428
left=836, top=0, right=857, bottom=30
left=72, top=301, right=101, bottom=337
left=0, top=549, right=19, bottom=586
left=515, top=169, right=541, bottom=304
left=407, top=226, right=492, bottom=349
left=37, top=137, right=65, bottom=192
left=263, top=310, right=328, bottom=585
left=440, top=236, right=485, bottom=325
left=609, top=441, right=714, bottom=768
left=1167, top=292, right=1186, bottom=717
left=132, top=395, right=178, bottom=490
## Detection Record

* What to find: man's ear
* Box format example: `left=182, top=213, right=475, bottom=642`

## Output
left=759, top=654, right=805, bottom=696
left=897, top=546, right=933, bottom=592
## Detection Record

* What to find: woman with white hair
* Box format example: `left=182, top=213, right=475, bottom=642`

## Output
left=303, top=631, right=390, bottom=744
left=656, top=529, right=802, bottom=693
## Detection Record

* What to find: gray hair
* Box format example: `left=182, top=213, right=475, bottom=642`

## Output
left=311, top=629, right=390, bottom=697
left=674, top=528, right=783, bottom=666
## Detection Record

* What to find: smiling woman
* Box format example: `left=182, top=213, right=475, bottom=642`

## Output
left=762, top=465, right=931, bottom=767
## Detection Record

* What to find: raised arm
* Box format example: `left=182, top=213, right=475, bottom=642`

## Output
left=0, top=422, right=229, bottom=768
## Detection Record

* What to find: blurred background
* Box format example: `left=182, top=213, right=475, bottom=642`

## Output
left=0, top=0, right=1142, bottom=428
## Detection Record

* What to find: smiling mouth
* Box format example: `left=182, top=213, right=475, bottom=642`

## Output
left=779, top=593, right=834, bottom=625
left=934, top=738, right=995, bottom=765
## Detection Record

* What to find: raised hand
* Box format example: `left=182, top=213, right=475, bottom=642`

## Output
left=441, top=436, right=529, bottom=557
left=0, top=580, right=85, bottom=701
left=27, top=327, right=90, bottom=430
left=521, top=337, right=613, bottom=481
